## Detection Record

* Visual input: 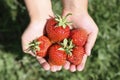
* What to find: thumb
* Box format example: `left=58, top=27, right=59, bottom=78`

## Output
left=85, top=31, right=98, bottom=56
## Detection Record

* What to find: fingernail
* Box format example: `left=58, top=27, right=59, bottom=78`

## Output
left=78, top=67, right=84, bottom=71
left=51, top=66, right=57, bottom=72
left=70, top=65, right=76, bottom=72
left=36, top=56, right=41, bottom=59
left=77, top=64, right=84, bottom=71
left=63, top=61, right=70, bottom=70
left=51, top=69, right=57, bottom=72
left=42, top=63, right=50, bottom=70
left=57, top=66, right=62, bottom=71
left=70, top=68, right=76, bottom=72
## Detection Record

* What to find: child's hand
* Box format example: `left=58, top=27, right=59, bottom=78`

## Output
left=21, top=20, right=62, bottom=72
left=21, top=20, right=50, bottom=70
left=63, top=12, right=98, bottom=72
left=23, top=0, right=63, bottom=72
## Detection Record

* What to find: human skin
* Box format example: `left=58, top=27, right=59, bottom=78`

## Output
left=62, top=0, right=98, bottom=72
left=21, top=0, right=62, bottom=72
left=22, top=0, right=98, bottom=72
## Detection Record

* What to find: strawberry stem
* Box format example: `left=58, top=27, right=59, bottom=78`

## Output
left=60, top=38, right=74, bottom=55
left=55, top=13, right=72, bottom=28
left=27, top=39, right=40, bottom=55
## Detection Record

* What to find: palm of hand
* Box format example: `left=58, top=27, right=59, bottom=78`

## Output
left=22, top=13, right=98, bottom=72
left=63, top=13, right=98, bottom=72
left=22, top=21, right=62, bottom=72
left=22, top=21, right=45, bottom=54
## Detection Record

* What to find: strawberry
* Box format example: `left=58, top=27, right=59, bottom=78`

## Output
left=70, top=28, right=88, bottom=46
left=48, top=44, right=67, bottom=66
left=60, top=39, right=85, bottom=65
left=46, top=13, right=71, bottom=43
left=67, top=46, right=85, bottom=65
left=28, top=36, right=51, bottom=57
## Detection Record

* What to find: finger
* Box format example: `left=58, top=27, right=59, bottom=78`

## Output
left=42, top=62, right=50, bottom=70
left=69, top=65, right=76, bottom=72
left=77, top=54, right=87, bottom=71
left=21, top=31, right=40, bottom=57
left=21, top=35, right=30, bottom=52
left=36, top=56, right=50, bottom=70
left=36, top=56, right=46, bottom=64
left=85, top=31, right=98, bottom=56
left=63, top=61, right=70, bottom=70
left=50, top=65, right=58, bottom=72
left=56, top=66, right=62, bottom=71
left=21, top=38, right=36, bottom=57
left=25, top=50, right=36, bottom=57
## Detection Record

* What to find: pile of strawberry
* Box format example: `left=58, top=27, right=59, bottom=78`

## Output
left=28, top=14, right=88, bottom=66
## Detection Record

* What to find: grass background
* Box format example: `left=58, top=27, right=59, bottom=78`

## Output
left=0, top=0, right=120, bottom=80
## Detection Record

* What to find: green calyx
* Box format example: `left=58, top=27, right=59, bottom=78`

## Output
left=58, top=38, right=75, bottom=55
left=55, top=13, right=72, bottom=28
left=27, top=39, right=41, bottom=54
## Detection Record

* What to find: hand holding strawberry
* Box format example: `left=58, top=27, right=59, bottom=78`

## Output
left=62, top=12, right=98, bottom=72
left=22, top=0, right=99, bottom=72
left=23, top=13, right=91, bottom=72
left=59, top=38, right=86, bottom=66
left=22, top=12, right=98, bottom=72
left=27, top=36, right=51, bottom=57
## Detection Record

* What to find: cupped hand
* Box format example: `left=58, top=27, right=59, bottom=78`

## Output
left=21, top=20, right=62, bottom=72
left=63, top=12, right=98, bottom=72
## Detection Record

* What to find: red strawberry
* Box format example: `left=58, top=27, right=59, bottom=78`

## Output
left=70, top=28, right=88, bottom=46
left=28, top=36, right=51, bottom=57
left=48, top=44, right=67, bottom=66
left=67, top=46, right=85, bottom=65
left=60, top=39, right=85, bottom=65
left=46, top=14, right=71, bottom=43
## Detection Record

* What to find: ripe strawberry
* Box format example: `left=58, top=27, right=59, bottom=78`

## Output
left=70, top=28, right=88, bottom=46
left=60, top=39, right=85, bottom=65
left=46, top=14, right=71, bottom=43
left=48, top=44, right=67, bottom=66
left=67, top=46, right=85, bottom=65
left=28, top=36, right=51, bottom=57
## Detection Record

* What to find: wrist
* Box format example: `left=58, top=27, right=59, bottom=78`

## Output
left=29, top=18, right=48, bottom=29
left=30, top=12, right=54, bottom=22
left=25, top=0, right=54, bottom=22
left=62, top=10, right=88, bottom=17
left=62, top=0, right=88, bottom=14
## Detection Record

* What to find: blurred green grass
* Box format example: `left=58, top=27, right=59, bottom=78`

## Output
left=0, top=0, right=120, bottom=80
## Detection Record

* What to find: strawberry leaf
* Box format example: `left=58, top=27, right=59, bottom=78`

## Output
left=58, top=47, right=65, bottom=51
left=55, top=13, right=72, bottom=28
left=60, top=38, right=74, bottom=54
left=27, top=39, right=41, bottom=54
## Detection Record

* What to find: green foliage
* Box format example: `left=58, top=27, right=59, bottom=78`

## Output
left=0, top=0, right=120, bottom=80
